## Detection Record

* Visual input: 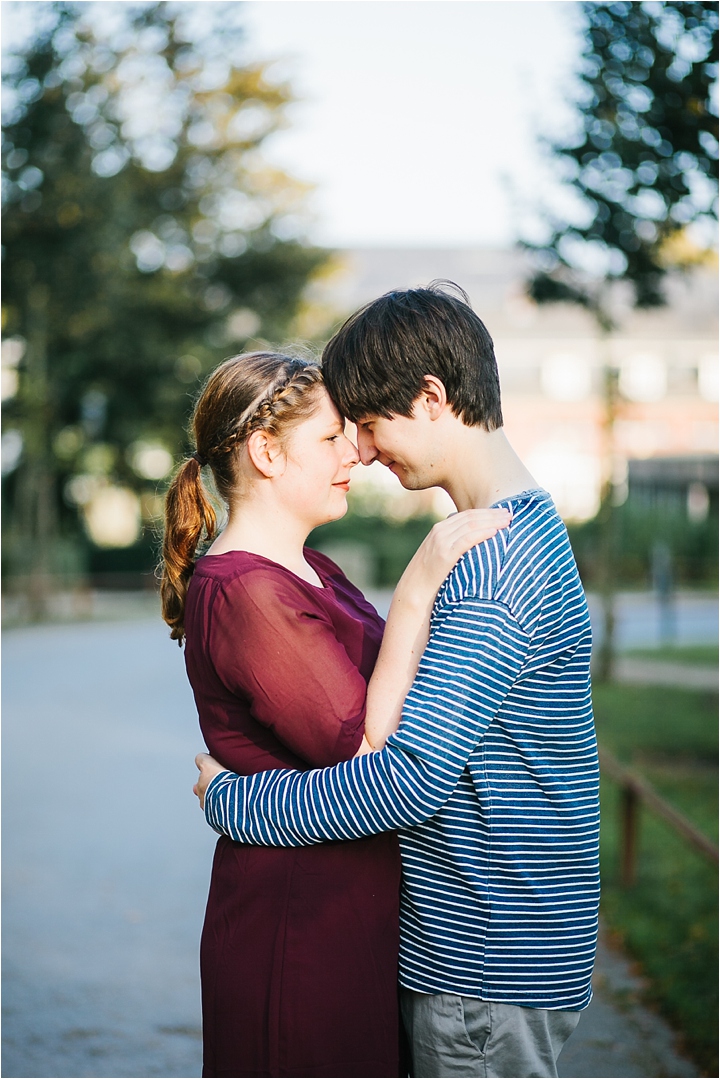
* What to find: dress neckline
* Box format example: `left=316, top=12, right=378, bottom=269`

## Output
left=198, top=547, right=328, bottom=590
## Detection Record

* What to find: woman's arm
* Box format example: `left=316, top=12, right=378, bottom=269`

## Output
left=192, top=509, right=510, bottom=805
left=358, top=508, right=510, bottom=753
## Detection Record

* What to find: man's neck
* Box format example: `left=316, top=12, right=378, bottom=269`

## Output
left=441, top=427, right=539, bottom=511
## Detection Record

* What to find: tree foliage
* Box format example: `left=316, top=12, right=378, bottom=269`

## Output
left=526, top=0, right=718, bottom=324
left=2, top=1, right=326, bottom=583
left=522, top=1, right=718, bottom=680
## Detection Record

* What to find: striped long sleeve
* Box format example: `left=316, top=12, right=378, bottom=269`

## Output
left=204, top=489, right=600, bottom=1009
left=205, top=598, right=528, bottom=845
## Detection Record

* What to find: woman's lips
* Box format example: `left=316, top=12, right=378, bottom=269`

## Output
left=333, top=481, right=350, bottom=491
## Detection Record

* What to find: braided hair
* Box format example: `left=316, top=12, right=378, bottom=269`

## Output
left=161, top=352, right=324, bottom=643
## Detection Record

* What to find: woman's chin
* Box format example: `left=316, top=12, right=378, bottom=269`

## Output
left=317, top=499, right=349, bottom=527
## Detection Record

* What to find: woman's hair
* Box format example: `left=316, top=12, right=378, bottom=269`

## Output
left=161, top=351, right=324, bottom=643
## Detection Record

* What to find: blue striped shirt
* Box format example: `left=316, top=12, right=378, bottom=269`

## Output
left=204, top=488, right=600, bottom=1010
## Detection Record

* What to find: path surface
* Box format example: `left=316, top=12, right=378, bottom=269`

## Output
left=584, top=591, right=718, bottom=651
left=2, top=617, right=703, bottom=1078
left=366, top=588, right=718, bottom=652
left=612, top=656, right=718, bottom=691
left=557, top=930, right=698, bottom=1079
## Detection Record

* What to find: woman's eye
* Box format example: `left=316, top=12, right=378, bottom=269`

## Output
left=327, top=435, right=339, bottom=442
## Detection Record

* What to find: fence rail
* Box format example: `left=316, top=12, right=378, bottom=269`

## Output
left=599, top=746, right=719, bottom=886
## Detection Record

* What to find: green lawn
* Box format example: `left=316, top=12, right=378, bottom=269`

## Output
left=594, top=683, right=718, bottom=1074
left=623, top=644, right=719, bottom=667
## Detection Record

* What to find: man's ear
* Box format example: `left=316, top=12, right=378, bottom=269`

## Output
left=245, top=429, right=285, bottom=477
left=419, top=375, right=448, bottom=419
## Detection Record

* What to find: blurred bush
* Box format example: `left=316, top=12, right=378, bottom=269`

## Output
left=568, top=495, right=718, bottom=588
left=310, top=484, right=718, bottom=592
left=309, top=511, right=438, bottom=589
left=2, top=1, right=327, bottom=609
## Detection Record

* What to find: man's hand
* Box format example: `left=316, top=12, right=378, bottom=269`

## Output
left=194, top=752, right=226, bottom=809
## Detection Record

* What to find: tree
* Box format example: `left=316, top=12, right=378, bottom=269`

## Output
left=523, top=0, right=718, bottom=678
left=2, top=1, right=326, bottom=613
left=527, top=0, right=717, bottom=316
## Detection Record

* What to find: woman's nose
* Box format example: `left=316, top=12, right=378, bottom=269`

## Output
left=343, top=436, right=360, bottom=466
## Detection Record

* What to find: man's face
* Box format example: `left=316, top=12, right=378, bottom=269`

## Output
left=354, top=410, right=436, bottom=491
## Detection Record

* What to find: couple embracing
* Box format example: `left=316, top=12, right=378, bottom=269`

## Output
left=161, top=283, right=600, bottom=1079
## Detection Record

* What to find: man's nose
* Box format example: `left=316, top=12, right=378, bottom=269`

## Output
left=357, top=429, right=378, bottom=465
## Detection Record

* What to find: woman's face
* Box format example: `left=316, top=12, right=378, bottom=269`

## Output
left=275, top=388, right=359, bottom=529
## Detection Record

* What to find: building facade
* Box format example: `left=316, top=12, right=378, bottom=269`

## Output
left=299, top=248, right=718, bottom=523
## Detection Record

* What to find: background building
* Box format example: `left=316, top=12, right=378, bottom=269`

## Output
left=299, top=247, right=718, bottom=524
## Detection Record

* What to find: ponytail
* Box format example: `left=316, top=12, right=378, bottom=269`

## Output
left=161, top=457, right=217, bottom=644
left=160, top=351, right=324, bottom=645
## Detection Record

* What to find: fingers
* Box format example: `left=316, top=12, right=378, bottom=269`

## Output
left=423, top=509, right=508, bottom=553
left=195, top=752, right=211, bottom=770
left=192, top=780, right=204, bottom=810
left=436, top=509, right=511, bottom=548
left=454, top=508, right=511, bottom=525
left=435, top=508, right=510, bottom=533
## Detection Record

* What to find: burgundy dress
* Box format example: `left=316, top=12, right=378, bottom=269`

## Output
left=184, top=547, right=402, bottom=1079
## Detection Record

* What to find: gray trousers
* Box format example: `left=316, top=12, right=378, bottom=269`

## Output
left=400, top=989, right=580, bottom=1078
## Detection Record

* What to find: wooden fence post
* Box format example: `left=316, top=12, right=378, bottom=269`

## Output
left=598, top=746, right=719, bottom=888
left=620, top=782, right=639, bottom=887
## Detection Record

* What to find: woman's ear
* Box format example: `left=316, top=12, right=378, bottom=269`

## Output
left=245, top=429, right=286, bottom=478
left=420, top=375, right=448, bottom=419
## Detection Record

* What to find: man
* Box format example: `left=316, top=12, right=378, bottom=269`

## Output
left=196, top=283, right=600, bottom=1079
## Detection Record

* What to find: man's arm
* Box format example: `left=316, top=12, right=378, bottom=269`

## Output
left=204, top=598, right=529, bottom=846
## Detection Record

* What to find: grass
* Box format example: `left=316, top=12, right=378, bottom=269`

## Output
left=593, top=683, right=718, bottom=766
left=594, top=683, right=718, bottom=1074
left=623, top=644, right=719, bottom=667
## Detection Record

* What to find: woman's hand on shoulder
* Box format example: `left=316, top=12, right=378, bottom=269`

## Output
left=361, top=507, right=510, bottom=754
left=396, top=507, right=511, bottom=608
left=193, top=752, right=227, bottom=809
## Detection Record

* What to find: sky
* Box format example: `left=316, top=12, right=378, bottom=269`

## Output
left=2, top=0, right=585, bottom=249
left=241, top=1, right=584, bottom=248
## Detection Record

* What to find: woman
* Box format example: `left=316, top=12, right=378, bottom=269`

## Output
left=161, top=352, right=509, bottom=1078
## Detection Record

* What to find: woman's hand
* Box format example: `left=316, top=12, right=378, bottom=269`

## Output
left=361, top=507, right=510, bottom=753
left=194, top=752, right=226, bottom=809
left=395, top=507, right=511, bottom=609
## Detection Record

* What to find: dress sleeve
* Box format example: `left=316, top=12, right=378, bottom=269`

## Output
left=208, top=570, right=369, bottom=767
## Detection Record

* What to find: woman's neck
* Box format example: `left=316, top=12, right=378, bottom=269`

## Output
left=206, top=496, right=321, bottom=585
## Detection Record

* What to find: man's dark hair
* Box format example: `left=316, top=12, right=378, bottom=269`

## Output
left=322, top=281, right=503, bottom=429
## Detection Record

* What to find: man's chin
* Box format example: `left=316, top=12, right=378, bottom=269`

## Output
left=394, top=469, right=429, bottom=492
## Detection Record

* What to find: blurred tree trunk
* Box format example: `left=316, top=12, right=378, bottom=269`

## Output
left=13, top=283, right=57, bottom=619
left=595, top=347, right=619, bottom=682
